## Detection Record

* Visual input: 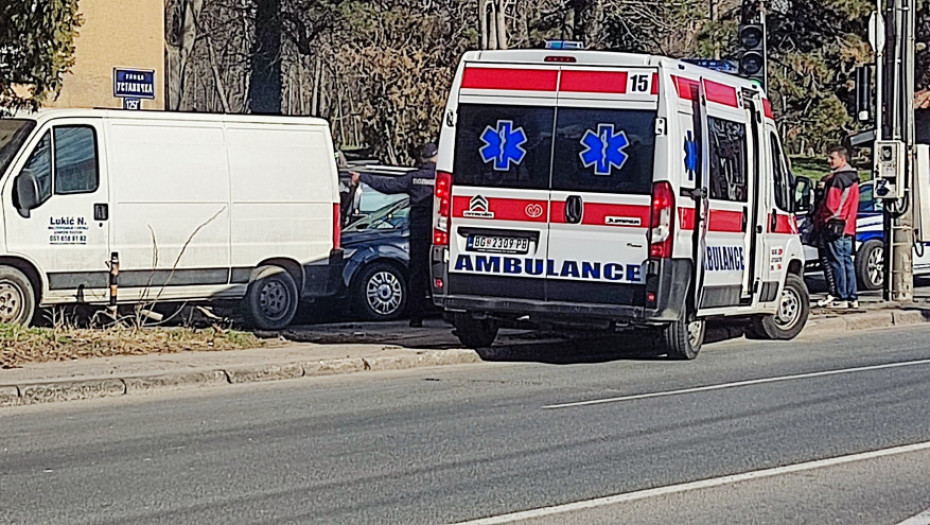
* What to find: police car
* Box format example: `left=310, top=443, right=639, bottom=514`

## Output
left=430, top=47, right=810, bottom=359
left=801, top=178, right=930, bottom=290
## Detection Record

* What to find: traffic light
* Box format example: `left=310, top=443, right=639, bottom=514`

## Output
left=737, top=24, right=766, bottom=91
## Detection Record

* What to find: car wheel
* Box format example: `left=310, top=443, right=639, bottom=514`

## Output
left=453, top=312, right=498, bottom=348
left=353, top=262, right=407, bottom=321
left=856, top=239, right=884, bottom=291
left=243, top=265, right=299, bottom=330
left=751, top=273, right=810, bottom=340
left=0, top=265, right=36, bottom=326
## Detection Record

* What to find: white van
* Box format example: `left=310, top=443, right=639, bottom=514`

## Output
left=0, top=109, right=343, bottom=329
left=430, top=49, right=810, bottom=359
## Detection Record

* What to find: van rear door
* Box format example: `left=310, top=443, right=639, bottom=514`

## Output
left=448, top=66, right=558, bottom=301
left=546, top=68, right=657, bottom=304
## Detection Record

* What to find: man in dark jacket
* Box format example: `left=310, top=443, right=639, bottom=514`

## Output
left=351, top=143, right=438, bottom=326
left=814, top=146, right=860, bottom=309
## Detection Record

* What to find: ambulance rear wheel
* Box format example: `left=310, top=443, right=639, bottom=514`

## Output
left=453, top=312, right=498, bottom=348
left=751, top=273, right=809, bottom=340
left=662, top=308, right=704, bottom=360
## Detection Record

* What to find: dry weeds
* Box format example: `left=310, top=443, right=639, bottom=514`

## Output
left=0, top=324, right=264, bottom=368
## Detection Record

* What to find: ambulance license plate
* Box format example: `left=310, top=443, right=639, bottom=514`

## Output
left=467, top=235, right=530, bottom=254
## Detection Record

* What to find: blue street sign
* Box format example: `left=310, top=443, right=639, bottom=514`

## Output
left=113, top=68, right=156, bottom=99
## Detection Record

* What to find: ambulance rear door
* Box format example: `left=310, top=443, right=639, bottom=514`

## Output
left=545, top=67, right=658, bottom=304
left=698, top=79, right=757, bottom=310
left=447, top=64, right=559, bottom=302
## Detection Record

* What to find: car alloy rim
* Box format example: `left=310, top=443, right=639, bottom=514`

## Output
left=775, top=285, right=801, bottom=329
left=0, top=280, right=24, bottom=324
left=366, top=271, right=403, bottom=316
left=260, top=280, right=289, bottom=319
left=868, top=246, right=884, bottom=287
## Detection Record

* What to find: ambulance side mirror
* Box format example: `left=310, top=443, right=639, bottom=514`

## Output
left=793, top=176, right=813, bottom=214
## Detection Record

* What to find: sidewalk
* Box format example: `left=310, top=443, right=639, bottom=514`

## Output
left=3, top=302, right=930, bottom=408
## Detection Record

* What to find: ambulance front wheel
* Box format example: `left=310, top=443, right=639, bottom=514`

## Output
left=453, top=312, right=498, bottom=348
left=661, top=309, right=704, bottom=360
left=751, top=273, right=809, bottom=340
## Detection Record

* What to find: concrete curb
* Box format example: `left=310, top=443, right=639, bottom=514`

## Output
left=0, top=349, right=482, bottom=408
left=803, top=309, right=930, bottom=337
left=2, top=310, right=927, bottom=409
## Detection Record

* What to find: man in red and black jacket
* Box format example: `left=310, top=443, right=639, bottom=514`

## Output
left=814, top=146, right=860, bottom=309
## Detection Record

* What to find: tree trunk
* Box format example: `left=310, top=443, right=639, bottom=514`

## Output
left=165, top=0, right=203, bottom=111
left=248, top=0, right=282, bottom=114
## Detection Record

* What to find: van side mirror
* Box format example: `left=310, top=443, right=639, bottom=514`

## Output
left=14, top=169, right=40, bottom=218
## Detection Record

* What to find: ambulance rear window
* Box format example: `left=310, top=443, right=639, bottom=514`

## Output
left=453, top=104, right=553, bottom=190
left=551, top=108, right=655, bottom=195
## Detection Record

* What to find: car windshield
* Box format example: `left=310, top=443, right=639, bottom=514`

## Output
left=0, top=119, right=37, bottom=175
left=344, top=193, right=409, bottom=232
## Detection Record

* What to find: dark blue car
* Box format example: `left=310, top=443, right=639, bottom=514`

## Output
left=334, top=184, right=411, bottom=320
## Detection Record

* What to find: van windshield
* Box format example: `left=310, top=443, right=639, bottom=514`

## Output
left=0, top=119, right=37, bottom=176
left=453, top=104, right=656, bottom=194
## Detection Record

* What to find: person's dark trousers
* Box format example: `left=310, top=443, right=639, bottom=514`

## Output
left=817, top=232, right=838, bottom=297
left=407, top=208, right=432, bottom=324
left=825, top=235, right=858, bottom=301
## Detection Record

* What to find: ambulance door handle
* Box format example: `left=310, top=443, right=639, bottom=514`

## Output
left=770, top=209, right=778, bottom=232
left=565, top=195, right=583, bottom=224
left=741, top=206, right=748, bottom=232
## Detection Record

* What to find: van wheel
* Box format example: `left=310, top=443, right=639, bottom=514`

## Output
left=0, top=266, right=36, bottom=326
left=353, top=262, right=407, bottom=321
left=751, top=273, right=809, bottom=340
left=662, top=308, right=704, bottom=360
left=243, top=266, right=299, bottom=330
left=856, top=240, right=884, bottom=291
left=453, top=312, right=498, bottom=348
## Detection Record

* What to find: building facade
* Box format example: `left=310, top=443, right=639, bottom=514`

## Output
left=50, top=0, right=164, bottom=110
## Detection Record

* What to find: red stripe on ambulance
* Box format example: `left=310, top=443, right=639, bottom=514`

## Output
left=679, top=208, right=745, bottom=232
left=703, top=80, right=739, bottom=107
left=560, top=70, right=628, bottom=94
left=451, top=195, right=549, bottom=222
left=768, top=212, right=798, bottom=234
left=461, top=68, right=558, bottom=91
left=550, top=202, right=650, bottom=226
left=763, top=99, right=775, bottom=119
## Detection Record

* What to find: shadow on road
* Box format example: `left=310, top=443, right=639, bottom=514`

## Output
left=278, top=317, right=752, bottom=365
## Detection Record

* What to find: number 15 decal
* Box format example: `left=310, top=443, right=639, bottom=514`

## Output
left=628, top=73, right=652, bottom=93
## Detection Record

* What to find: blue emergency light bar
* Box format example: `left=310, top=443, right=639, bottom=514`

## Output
left=683, top=58, right=739, bottom=74
left=545, top=40, right=585, bottom=50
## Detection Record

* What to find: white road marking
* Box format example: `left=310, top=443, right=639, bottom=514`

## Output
left=896, top=508, right=930, bottom=525
left=449, top=440, right=930, bottom=525
left=544, top=358, right=930, bottom=409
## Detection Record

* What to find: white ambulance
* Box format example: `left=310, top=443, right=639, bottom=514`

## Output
left=430, top=49, right=809, bottom=359
left=0, top=109, right=343, bottom=329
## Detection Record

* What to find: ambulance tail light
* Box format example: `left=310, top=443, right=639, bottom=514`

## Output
left=434, top=171, right=453, bottom=245
left=649, top=181, right=675, bottom=258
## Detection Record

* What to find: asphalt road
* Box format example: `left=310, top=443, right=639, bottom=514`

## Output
left=3, top=327, right=930, bottom=524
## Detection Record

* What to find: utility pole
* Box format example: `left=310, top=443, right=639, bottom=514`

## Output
left=878, top=0, right=916, bottom=302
